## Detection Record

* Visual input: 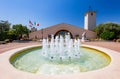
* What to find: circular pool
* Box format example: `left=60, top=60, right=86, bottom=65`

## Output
left=10, top=46, right=111, bottom=75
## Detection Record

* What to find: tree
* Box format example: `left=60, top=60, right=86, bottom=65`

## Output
left=7, top=30, right=17, bottom=40
left=0, top=20, right=10, bottom=32
left=94, top=22, right=120, bottom=40
left=100, top=30, right=115, bottom=40
left=12, top=24, right=30, bottom=40
left=0, top=20, right=11, bottom=41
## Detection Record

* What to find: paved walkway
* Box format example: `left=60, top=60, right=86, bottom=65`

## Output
left=0, top=42, right=40, bottom=54
left=83, top=41, right=120, bottom=52
left=0, top=41, right=120, bottom=54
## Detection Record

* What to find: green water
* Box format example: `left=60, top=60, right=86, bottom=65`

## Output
left=10, top=47, right=111, bottom=75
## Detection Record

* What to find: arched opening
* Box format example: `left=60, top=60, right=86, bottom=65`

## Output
left=54, top=30, right=73, bottom=38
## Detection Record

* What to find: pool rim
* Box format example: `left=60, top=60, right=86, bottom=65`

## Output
left=9, top=45, right=111, bottom=74
left=0, top=44, right=120, bottom=79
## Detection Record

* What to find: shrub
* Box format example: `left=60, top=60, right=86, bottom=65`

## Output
left=100, top=30, right=115, bottom=40
left=0, top=41, right=7, bottom=44
left=94, top=23, right=120, bottom=40
left=5, top=39, right=10, bottom=43
left=116, top=39, right=120, bottom=42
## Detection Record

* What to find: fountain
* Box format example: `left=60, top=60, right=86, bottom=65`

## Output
left=10, top=32, right=111, bottom=75
left=41, top=33, right=81, bottom=61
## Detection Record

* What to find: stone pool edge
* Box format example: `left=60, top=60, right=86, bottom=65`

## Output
left=0, top=44, right=120, bottom=79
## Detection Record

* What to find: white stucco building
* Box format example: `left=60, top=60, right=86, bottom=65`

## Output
left=84, top=11, right=96, bottom=30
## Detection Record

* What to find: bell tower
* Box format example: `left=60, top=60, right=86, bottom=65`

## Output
left=84, top=6, right=96, bottom=30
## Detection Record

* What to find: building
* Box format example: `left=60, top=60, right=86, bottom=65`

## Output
left=31, top=27, right=37, bottom=32
left=84, top=11, right=96, bottom=30
left=29, top=11, right=97, bottom=40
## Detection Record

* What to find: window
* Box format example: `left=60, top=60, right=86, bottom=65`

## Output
left=55, top=30, right=72, bottom=38
left=91, top=13, right=93, bottom=16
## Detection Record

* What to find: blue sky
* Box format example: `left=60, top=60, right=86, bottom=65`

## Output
left=0, top=0, right=120, bottom=30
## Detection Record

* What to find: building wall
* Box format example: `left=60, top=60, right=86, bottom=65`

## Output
left=29, top=23, right=97, bottom=40
left=84, top=14, right=88, bottom=30
left=84, top=12, right=96, bottom=30
left=31, top=27, right=37, bottom=32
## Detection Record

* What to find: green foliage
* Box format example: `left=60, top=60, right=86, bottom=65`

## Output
left=94, top=22, right=120, bottom=40
left=7, top=30, right=17, bottom=40
left=0, top=20, right=10, bottom=32
left=0, top=31, right=8, bottom=41
left=0, top=20, right=11, bottom=41
left=12, top=24, right=30, bottom=40
left=0, top=20, right=30, bottom=41
left=100, top=30, right=115, bottom=40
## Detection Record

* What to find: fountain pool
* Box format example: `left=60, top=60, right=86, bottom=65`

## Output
left=10, top=34, right=111, bottom=75
left=10, top=46, right=111, bottom=75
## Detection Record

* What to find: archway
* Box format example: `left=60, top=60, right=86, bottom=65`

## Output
left=54, top=30, right=73, bottom=38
